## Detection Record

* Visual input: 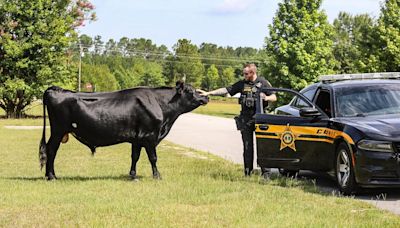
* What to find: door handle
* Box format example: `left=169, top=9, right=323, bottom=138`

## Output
left=259, top=124, right=269, bottom=131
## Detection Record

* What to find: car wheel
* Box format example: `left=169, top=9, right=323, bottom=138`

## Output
left=335, top=142, right=358, bottom=195
left=278, top=168, right=299, bottom=177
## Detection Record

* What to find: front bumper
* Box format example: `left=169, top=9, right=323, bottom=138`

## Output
left=355, top=147, right=400, bottom=187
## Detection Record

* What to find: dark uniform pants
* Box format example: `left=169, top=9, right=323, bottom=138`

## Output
left=239, top=115, right=270, bottom=175
left=240, top=115, right=255, bottom=172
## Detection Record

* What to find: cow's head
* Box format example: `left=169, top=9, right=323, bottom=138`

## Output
left=175, top=81, right=209, bottom=112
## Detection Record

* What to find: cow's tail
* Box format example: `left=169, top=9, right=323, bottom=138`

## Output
left=39, top=91, right=48, bottom=170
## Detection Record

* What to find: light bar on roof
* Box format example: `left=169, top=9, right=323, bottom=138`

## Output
left=319, top=72, right=400, bottom=82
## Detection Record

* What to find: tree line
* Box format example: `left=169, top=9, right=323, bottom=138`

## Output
left=1, top=0, right=399, bottom=118
left=73, top=36, right=264, bottom=92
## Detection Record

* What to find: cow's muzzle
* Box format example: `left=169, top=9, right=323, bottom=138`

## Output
left=199, top=96, right=209, bottom=105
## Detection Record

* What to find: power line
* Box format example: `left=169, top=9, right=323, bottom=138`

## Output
left=69, top=44, right=263, bottom=63
left=79, top=52, right=242, bottom=68
left=145, top=58, right=243, bottom=68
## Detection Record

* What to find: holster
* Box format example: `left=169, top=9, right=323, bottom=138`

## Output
left=234, top=115, right=244, bottom=131
left=234, top=115, right=255, bottom=131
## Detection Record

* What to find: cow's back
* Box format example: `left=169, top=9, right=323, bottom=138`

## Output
left=45, top=87, right=166, bottom=147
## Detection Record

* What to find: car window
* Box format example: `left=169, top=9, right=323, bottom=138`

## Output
left=315, top=89, right=332, bottom=118
left=291, top=88, right=317, bottom=108
left=336, top=85, right=400, bottom=117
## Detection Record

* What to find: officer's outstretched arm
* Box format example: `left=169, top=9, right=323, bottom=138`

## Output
left=197, top=88, right=228, bottom=97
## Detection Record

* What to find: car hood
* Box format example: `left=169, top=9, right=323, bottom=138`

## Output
left=337, top=114, right=400, bottom=140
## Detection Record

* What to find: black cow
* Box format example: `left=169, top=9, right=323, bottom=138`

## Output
left=39, top=81, right=209, bottom=180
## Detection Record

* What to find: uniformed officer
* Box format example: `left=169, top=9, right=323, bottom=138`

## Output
left=198, top=63, right=277, bottom=178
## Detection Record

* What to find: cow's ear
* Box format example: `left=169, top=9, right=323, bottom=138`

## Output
left=175, top=81, right=185, bottom=94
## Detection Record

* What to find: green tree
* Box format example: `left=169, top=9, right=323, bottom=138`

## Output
left=104, top=38, right=117, bottom=56
left=333, top=12, right=376, bottom=73
left=263, top=0, right=335, bottom=92
left=0, top=0, right=95, bottom=118
left=137, top=61, right=165, bottom=87
left=93, top=35, right=103, bottom=55
left=202, top=64, right=219, bottom=90
left=199, top=43, right=221, bottom=67
left=127, top=38, right=158, bottom=59
left=376, top=0, right=400, bottom=72
left=117, top=37, right=130, bottom=57
left=220, top=67, right=236, bottom=87
left=81, top=64, right=118, bottom=91
left=172, top=39, right=204, bottom=87
left=113, top=64, right=139, bottom=89
left=234, top=47, right=259, bottom=58
left=113, top=60, right=165, bottom=89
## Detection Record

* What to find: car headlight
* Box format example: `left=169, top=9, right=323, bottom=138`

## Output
left=357, top=140, right=394, bottom=153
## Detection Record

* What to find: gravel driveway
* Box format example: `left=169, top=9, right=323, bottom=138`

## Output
left=166, top=113, right=400, bottom=215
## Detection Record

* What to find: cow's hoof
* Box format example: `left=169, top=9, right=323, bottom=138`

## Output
left=129, top=171, right=136, bottom=177
left=131, top=177, right=139, bottom=182
left=153, top=173, right=162, bottom=180
left=129, top=171, right=139, bottom=181
left=130, top=175, right=139, bottom=182
left=46, top=173, right=57, bottom=181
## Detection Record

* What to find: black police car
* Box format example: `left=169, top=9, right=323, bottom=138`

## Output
left=255, top=73, right=400, bottom=194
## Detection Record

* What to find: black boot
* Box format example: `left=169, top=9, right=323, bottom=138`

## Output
left=244, top=168, right=252, bottom=177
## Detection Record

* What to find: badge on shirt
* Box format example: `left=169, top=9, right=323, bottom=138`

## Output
left=243, top=85, right=252, bottom=92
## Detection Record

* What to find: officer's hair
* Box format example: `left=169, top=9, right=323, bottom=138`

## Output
left=244, top=63, right=257, bottom=73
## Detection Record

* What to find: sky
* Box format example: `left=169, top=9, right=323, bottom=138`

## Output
left=79, top=0, right=382, bottom=49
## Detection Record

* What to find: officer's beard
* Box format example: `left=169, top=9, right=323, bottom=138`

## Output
left=245, top=74, right=257, bottom=82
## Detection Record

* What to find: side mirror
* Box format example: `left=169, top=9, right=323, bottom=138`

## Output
left=299, top=107, right=321, bottom=118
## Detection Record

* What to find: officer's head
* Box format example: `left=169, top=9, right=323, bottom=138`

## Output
left=243, top=63, right=257, bottom=81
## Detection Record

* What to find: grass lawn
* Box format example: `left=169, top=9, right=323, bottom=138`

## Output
left=0, top=118, right=400, bottom=227
left=193, top=98, right=240, bottom=118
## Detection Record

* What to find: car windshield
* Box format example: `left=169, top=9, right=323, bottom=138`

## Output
left=336, top=84, right=400, bottom=117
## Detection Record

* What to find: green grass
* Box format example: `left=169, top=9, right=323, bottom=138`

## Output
left=0, top=118, right=399, bottom=226
left=193, top=99, right=241, bottom=118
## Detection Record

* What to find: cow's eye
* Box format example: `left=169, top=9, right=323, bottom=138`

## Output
left=185, top=89, right=194, bottom=97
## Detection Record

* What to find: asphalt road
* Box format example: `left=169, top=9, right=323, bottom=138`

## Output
left=166, top=113, right=400, bottom=215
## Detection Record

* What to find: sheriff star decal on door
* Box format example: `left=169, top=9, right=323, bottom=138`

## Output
left=279, top=124, right=297, bottom=151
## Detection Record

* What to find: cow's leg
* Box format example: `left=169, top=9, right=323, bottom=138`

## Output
left=129, top=143, right=141, bottom=180
left=144, top=145, right=161, bottom=179
left=45, top=134, right=63, bottom=181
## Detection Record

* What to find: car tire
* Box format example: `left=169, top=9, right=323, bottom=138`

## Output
left=335, top=142, right=358, bottom=195
left=278, top=168, right=299, bottom=177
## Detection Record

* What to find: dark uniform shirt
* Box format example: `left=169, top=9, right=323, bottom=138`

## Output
left=226, top=76, right=273, bottom=116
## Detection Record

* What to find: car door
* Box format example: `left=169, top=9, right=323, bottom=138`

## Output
left=255, top=88, right=334, bottom=171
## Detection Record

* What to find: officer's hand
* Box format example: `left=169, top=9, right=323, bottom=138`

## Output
left=260, top=92, right=267, bottom=100
left=260, top=92, right=277, bottom=102
left=196, top=89, right=209, bottom=96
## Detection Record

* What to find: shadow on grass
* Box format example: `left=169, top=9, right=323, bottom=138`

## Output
left=209, top=168, right=400, bottom=202
left=209, top=169, right=337, bottom=196
left=0, top=115, right=43, bottom=119
left=4, top=174, right=143, bottom=182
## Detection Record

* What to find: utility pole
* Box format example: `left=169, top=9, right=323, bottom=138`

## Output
left=78, top=42, right=83, bottom=92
